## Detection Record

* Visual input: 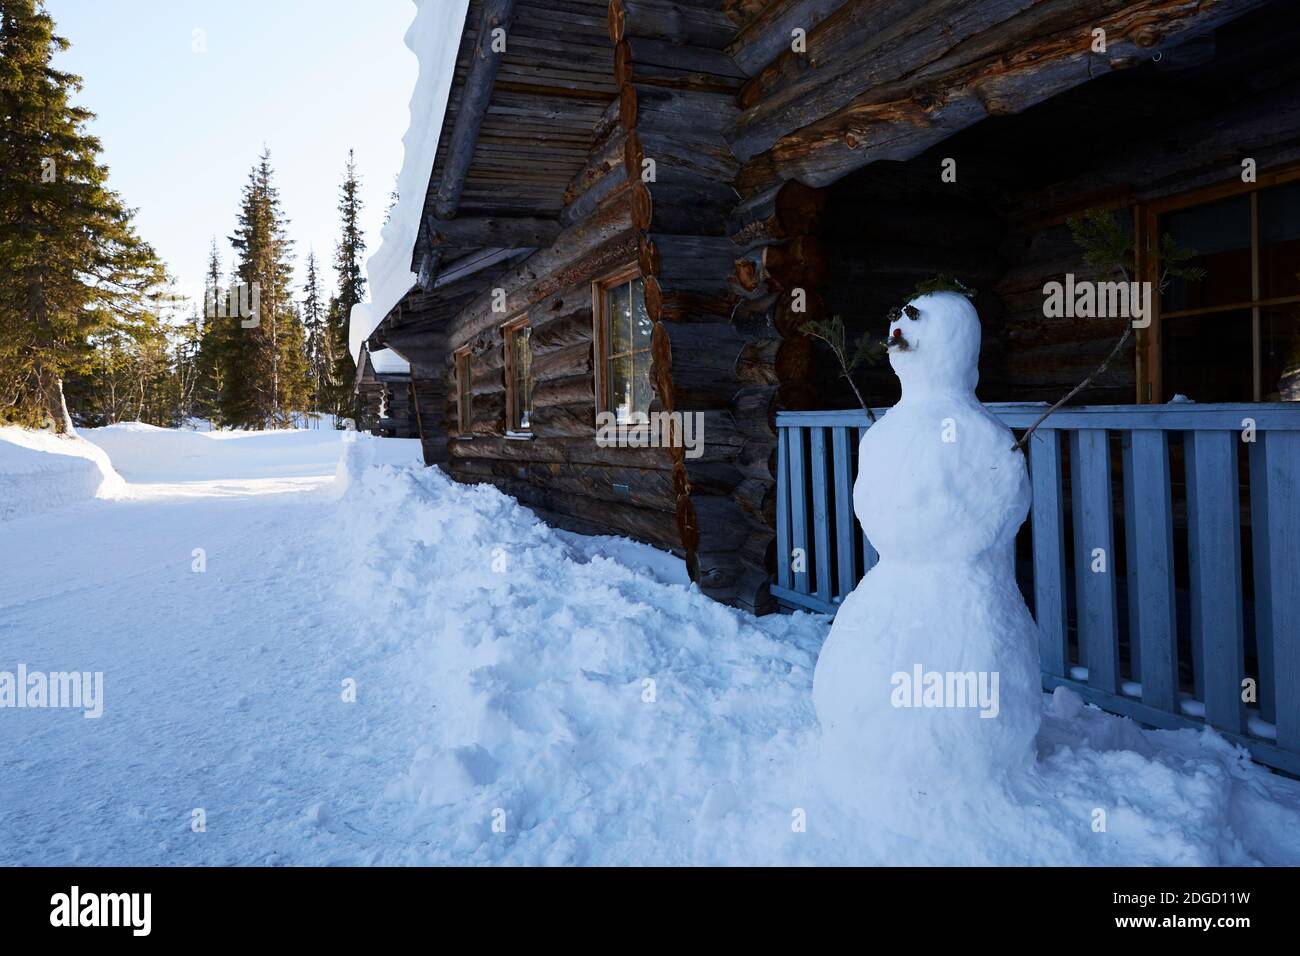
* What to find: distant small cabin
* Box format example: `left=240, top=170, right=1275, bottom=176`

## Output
left=354, top=345, right=417, bottom=439
left=364, top=0, right=1300, bottom=614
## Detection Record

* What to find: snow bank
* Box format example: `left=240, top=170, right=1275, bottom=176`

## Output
left=0, top=427, right=125, bottom=521
left=82, top=422, right=360, bottom=482
left=329, top=458, right=1300, bottom=865
left=351, top=0, right=471, bottom=362
left=333, top=431, right=425, bottom=495
left=330, top=458, right=825, bottom=864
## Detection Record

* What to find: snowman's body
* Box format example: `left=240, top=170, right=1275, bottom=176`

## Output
left=812, top=292, right=1041, bottom=792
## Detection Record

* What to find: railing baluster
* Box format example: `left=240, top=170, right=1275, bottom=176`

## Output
left=1120, top=433, right=1141, bottom=685
left=775, top=427, right=791, bottom=591
left=1029, top=430, right=1068, bottom=678
left=1249, top=435, right=1275, bottom=726
left=831, top=426, right=858, bottom=599
left=1185, top=430, right=1245, bottom=735
left=1261, top=430, right=1300, bottom=750
left=1126, top=430, right=1178, bottom=712
left=788, top=426, right=810, bottom=598
left=809, top=427, right=833, bottom=606
left=1071, top=429, right=1120, bottom=693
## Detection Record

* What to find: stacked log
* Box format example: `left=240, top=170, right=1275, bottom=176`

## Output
left=410, top=375, right=448, bottom=466
left=608, top=0, right=783, bottom=610
left=377, top=379, right=418, bottom=439
left=724, top=0, right=1267, bottom=191
left=724, top=176, right=829, bottom=606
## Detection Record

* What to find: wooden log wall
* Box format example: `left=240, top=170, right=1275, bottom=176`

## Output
left=382, top=380, right=419, bottom=439
left=992, top=222, right=1134, bottom=405
left=725, top=0, right=1268, bottom=195
left=410, top=374, right=449, bottom=465
left=723, top=178, right=830, bottom=607
left=814, top=160, right=1008, bottom=406
left=440, top=101, right=681, bottom=546
left=389, top=0, right=1293, bottom=614
left=610, top=0, right=787, bottom=611
left=356, top=381, right=384, bottom=433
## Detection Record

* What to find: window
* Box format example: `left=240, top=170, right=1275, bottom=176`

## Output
left=593, top=265, right=653, bottom=423
left=503, top=317, right=533, bottom=434
left=1144, top=169, right=1300, bottom=402
left=455, top=348, right=472, bottom=435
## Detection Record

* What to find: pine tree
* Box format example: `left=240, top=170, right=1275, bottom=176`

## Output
left=301, top=250, right=329, bottom=414
left=171, top=310, right=203, bottom=426
left=276, top=300, right=311, bottom=426
left=227, top=150, right=307, bottom=427
left=193, top=238, right=232, bottom=425
left=0, top=0, right=166, bottom=431
left=325, top=150, right=366, bottom=422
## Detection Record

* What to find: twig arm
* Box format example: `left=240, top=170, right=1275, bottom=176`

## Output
left=1012, top=325, right=1132, bottom=451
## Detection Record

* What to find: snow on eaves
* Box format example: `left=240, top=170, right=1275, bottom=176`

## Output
left=371, top=342, right=411, bottom=375
left=349, top=0, right=471, bottom=364
left=351, top=303, right=410, bottom=376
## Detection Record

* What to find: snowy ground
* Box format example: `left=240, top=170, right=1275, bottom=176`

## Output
left=2, top=424, right=1299, bottom=865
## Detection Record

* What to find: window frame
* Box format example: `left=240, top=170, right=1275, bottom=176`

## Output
left=502, top=314, right=533, bottom=438
left=454, top=347, right=473, bottom=438
left=1138, top=161, right=1300, bottom=403
left=591, top=262, right=653, bottom=430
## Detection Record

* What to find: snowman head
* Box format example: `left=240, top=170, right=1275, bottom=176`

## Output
left=886, top=291, right=981, bottom=398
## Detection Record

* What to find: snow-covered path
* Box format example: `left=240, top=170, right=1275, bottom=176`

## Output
left=0, top=433, right=426, bottom=865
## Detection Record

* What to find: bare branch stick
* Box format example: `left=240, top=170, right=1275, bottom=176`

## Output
left=1012, top=324, right=1132, bottom=451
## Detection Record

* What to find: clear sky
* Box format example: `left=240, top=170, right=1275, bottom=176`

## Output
left=50, top=0, right=420, bottom=316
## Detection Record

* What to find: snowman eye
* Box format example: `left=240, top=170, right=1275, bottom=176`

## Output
left=904, top=305, right=921, bottom=320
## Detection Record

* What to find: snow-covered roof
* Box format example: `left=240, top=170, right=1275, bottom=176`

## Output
left=350, top=303, right=410, bottom=375
left=371, top=346, right=411, bottom=376
left=349, top=0, right=471, bottom=363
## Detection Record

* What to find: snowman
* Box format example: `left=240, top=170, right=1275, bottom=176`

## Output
left=812, top=291, right=1041, bottom=794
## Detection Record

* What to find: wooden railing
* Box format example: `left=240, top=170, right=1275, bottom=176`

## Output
left=774, top=403, right=1300, bottom=775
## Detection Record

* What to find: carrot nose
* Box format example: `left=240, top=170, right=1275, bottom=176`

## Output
left=892, top=328, right=903, bottom=339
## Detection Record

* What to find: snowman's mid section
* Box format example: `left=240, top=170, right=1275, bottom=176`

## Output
left=812, top=292, right=1041, bottom=794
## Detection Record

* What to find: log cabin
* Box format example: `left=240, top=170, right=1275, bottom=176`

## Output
left=360, top=0, right=1299, bottom=616
left=354, top=344, right=418, bottom=438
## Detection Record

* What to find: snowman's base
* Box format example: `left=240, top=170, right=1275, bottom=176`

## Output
left=813, top=557, right=1041, bottom=797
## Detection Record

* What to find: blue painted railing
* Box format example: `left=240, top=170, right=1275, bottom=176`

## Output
left=774, top=403, right=1300, bottom=775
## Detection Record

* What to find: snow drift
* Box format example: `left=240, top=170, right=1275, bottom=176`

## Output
left=0, top=427, right=124, bottom=521
left=3, top=424, right=1299, bottom=865
left=82, top=422, right=354, bottom=482
left=329, top=451, right=1300, bottom=865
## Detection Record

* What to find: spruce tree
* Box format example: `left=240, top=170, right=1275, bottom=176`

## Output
left=301, top=250, right=329, bottom=414
left=193, top=238, right=231, bottom=425
left=172, top=310, right=203, bottom=426
left=0, top=0, right=166, bottom=431
left=327, top=150, right=365, bottom=422
left=227, top=150, right=306, bottom=427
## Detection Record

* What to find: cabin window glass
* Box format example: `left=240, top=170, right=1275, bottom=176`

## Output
left=598, top=271, right=652, bottom=423
left=1160, top=195, right=1252, bottom=313
left=455, top=349, right=472, bottom=435
left=1156, top=174, right=1300, bottom=402
left=1260, top=180, right=1300, bottom=300
left=504, top=319, right=532, bottom=433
